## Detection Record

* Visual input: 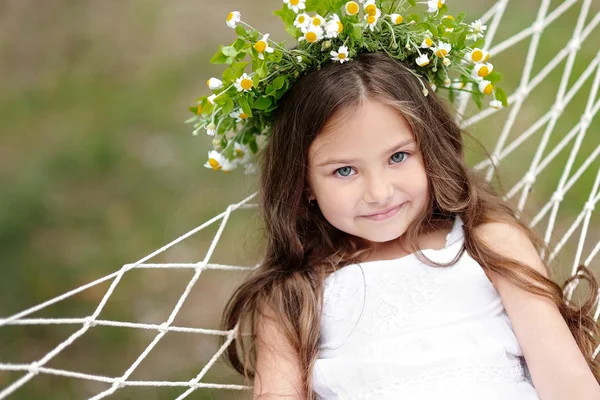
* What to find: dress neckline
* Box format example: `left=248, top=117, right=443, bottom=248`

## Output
left=352, top=214, right=464, bottom=267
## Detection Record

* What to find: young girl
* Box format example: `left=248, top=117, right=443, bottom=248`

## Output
left=218, top=51, right=600, bottom=399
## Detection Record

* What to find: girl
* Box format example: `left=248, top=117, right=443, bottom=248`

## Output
left=219, top=51, right=600, bottom=399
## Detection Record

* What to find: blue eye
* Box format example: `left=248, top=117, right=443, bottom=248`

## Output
left=391, top=151, right=408, bottom=164
left=333, top=152, right=409, bottom=178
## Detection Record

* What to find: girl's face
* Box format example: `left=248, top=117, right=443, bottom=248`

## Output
left=307, top=99, right=430, bottom=244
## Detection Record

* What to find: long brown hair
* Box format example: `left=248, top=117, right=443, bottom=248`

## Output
left=219, top=51, right=600, bottom=398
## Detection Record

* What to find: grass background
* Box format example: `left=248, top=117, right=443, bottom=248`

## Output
left=1, top=0, right=599, bottom=398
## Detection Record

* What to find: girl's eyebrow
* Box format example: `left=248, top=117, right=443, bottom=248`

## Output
left=316, top=138, right=415, bottom=167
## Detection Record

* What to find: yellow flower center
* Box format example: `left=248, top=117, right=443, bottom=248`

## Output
left=338, top=53, right=346, bottom=60
left=438, top=0, right=443, bottom=8
left=196, top=105, right=203, bottom=114
left=254, top=41, right=266, bottom=53
left=312, top=17, right=322, bottom=26
left=425, top=37, right=433, bottom=46
left=239, top=113, right=249, bottom=119
left=227, top=12, right=234, bottom=22
left=306, top=31, right=318, bottom=42
left=290, top=0, right=300, bottom=5
left=365, top=4, right=377, bottom=16
left=478, top=66, right=489, bottom=77
left=346, top=2, right=359, bottom=15
left=367, top=15, right=376, bottom=24
left=436, top=49, right=448, bottom=57
left=209, top=159, right=222, bottom=170
left=484, top=53, right=491, bottom=62
left=241, top=78, right=253, bottom=90
left=483, top=83, right=493, bottom=95
left=337, top=21, right=344, bottom=32
left=471, top=49, right=483, bottom=62
left=395, top=15, right=403, bottom=24
left=298, top=15, right=305, bottom=23
left=236, top=149, right=245, bottom=155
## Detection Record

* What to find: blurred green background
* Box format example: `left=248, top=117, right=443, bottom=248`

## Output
left=1, top=0, right=599, bottom=398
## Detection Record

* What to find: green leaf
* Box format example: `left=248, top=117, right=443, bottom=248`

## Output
left=254, top=96, right=272, bottom=110
left=235, top=26, right=246, bottom=37
left=266, top=84, right=277, bottom=96
left=232, top=61, right=250, bottom=76
left=438, top=4, right=448, bottom=16
left=486, top=71, right=503, bottom=85
left=407, top=0, right=416, bottom=6
left=352, top=23, right=363, bottom=40
left=252, top=73, right=261, bottom=89
left=448, top=88, right=455, bottom=103
left=273, top=76, right=286, bottom=90
left=407, top=14, right=421, bottom=23
left=472, top=92, right=483, bottom=110
left=221, top=98, right=233, bottom=115
left=455, top=12, right=466, bottom=24
left=233, top=38, right=247, bottom=51
left=238, top=96, right=253, bottom=116
left=442, top=18, right=456, bottom=29
left=249, top=139, right=258, bottom=154
left=210, top=46, right=229, bottom=64
left=214, top=95, right=229, bottom=106
left=495, top=87, right=508, bottom=107
left=221, top=45, right=238, bottom=57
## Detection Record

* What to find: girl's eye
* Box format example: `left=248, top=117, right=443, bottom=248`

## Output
left=390, top=151, right=408, bottom=164
left=333, top=152, right=409, bottom=178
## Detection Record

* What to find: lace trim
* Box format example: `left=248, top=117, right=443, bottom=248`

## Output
left=346, top=357, right=526, bottom=400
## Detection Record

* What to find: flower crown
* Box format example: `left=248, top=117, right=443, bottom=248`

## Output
left=188, top=0, right=507, bottom=174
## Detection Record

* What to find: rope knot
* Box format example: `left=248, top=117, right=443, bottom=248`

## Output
left=158, top=322, right=169, bottom=333
left=84, top=317, right=97, bottom=328
left=524, top=172, right=536, bottom=185
left=551, top=192, right=564, bottom=203
left=29, top=362, right=40, bottom=375
left=584, top=201, right=595, bottom=212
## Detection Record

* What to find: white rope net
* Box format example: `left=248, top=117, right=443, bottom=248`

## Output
left=1, top=0, right=600, bottom=398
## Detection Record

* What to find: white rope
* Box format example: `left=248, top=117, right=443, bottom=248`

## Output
left=1, top=1, right=600, bottom=398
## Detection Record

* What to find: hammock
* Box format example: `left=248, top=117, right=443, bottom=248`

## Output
left=1, top=0, right=599, bottom=398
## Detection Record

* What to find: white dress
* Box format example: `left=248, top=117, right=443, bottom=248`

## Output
left=312, top=214, right=540, bottom=400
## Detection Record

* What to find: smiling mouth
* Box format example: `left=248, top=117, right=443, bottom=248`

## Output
left=361, top=203, right=405, bottom=220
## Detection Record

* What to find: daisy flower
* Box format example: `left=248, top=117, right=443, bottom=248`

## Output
left=309, top=13, right=325, bottom=27
left=345, top=1, right=360, bottom=16
left=234, top=73, right=253, bottom=92
left=389, top=13, right=404, bottom=25
left=489, top=99, right=503, bottom=109
left=324, top=14, right=344, bottom=38
left=229, top=108, right=250, bottom=122
left=468, top=48, right=490, bottom=63
left=478, top=79, right=493, bottom=95
left=427, top=0, right=445, bottom=13
left=421, top=36, right=433, bottom=48
left=433, top=41, right=452, bottom=58
left=234, top=142, right=251, bottom=165
left=220, top=159, right=237, bottom=173
left=298, top=25, right=324, bottom=43
left=331, top=45, right=351, bottom=63
left=451, top=80, right=465, bottom=89
left=206, top=77, right=223, bottom=90
left=204, top=150, right=227, bottom=171
left=474, top=62, right=493, bottom=78
left=416, top=54, right=430, bottom=67
left=443, top=78, right=452, bottom=87
left=283, top=0, right=306, bottom=14
left=363, top=8, right=381, bottom=32
left=363, top=0, right=378, bottom=16
left=467, top=19, right=487, bottom=41
left=254, top=33, right=274, bottom=60
left=294, top=13, right=311, bottom=29
left=442, top=57, right=451, bottom=66
left=226, top=11, right=241, bottom=28
left=206, top=122, right=217, bottom=136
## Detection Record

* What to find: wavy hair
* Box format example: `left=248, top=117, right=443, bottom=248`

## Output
left=219, top=51, right=600, bottom=398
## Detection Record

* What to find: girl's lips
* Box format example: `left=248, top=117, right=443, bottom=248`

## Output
left=361, top=203, right=405, bottom=221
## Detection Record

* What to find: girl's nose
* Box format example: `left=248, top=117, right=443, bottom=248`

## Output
left=363, top=176, right=394, bottom=204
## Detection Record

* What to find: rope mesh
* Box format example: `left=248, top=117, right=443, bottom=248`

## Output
left=1, top=0, right=600, bottom=398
